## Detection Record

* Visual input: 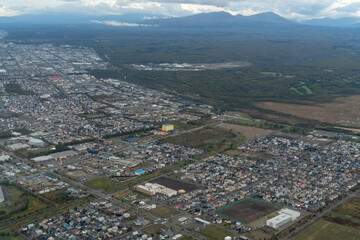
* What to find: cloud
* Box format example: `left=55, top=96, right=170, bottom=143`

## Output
left=91, top=20, right=157, bottom=26
left=2, top=0, right=360, bottom=20
left=0, top=5, right=20, bottom=17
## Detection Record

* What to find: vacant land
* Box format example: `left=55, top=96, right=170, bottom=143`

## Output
left=258, top=95, right=360, bottom=128
left=113, top=190, right=133, bottom=199
left=150, top=206, right=178, bottom=218
left=218, top=123, right=274, bottom=139
left=324, top=197, right=360, bottom=230
left=150, top=177, right=198, bottom=192
left=0, top=186, right=48, bottom=222
left=161, top=126, right=244, bottom=155
left=216, top=198, right=281, bottom=224
left=85, top=177, right=120, bottom=193
left=198, top=225, right=233, bottom=240
left=291, top=219, right=360, bottom=240
left=42, top=188, right=74, bottom=204
left=142, top=224, right=165, bottom=235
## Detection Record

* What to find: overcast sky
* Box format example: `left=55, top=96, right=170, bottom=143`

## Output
left=1, top=0, right=360, bottom=20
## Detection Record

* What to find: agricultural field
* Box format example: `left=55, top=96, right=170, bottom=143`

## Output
left=149, top=177, right=198, bottom=192
left=324, top=197, right=360, bottom=230
left=291, top=219, right=360, bottom=240
left=198, top=225, right=233, bottom=240
left=216, top=198, right=282, bottom=225
left=258, top=95, right=360, bottom=128
left=0, top=186, right=48, bottom=222
left=150, top=206, right=178, bottom=218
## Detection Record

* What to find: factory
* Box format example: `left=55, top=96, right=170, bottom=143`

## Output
left=266, top=208, right=300, bottom=229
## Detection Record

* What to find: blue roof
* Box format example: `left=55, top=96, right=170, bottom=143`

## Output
left=135, top=169, right=145, bottom=174
left=102, top=154, right=112, bottom=158
left=163, top=124, right=173, bottom=126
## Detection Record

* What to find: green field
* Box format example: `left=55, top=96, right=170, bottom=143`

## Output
left=198, top=225, right=233, bottom=240
left=150, top=206, right=178, bottom=218
left=161, top=126, right=244, bottom=155
left=142, top=224, right=165, bottom=235
left=85, top=177, right=120, bottom=193
left=42, top=188, right=74, bottom=204
left=291, top=219, right=360, bottom=240
left=324, top=197, right=360, bottom=230
left=0, top=186, right=48, bottom=222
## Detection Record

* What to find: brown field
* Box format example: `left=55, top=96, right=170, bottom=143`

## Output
left=258, top=95, right=360, bottom=127
left=217, top=123, right=274, bottom=139
left=216, top=198, right=281, bottom=224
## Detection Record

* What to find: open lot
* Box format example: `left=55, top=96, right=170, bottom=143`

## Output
left=161, top=126, right=244, bottom=155
left=216, top=198, right=282, bottom=224
left=217, top=123, right=274, bottom=139
left=291, top=219, right=360, bottom=240
left=150, top=177, right=198, bottom=192
left=142, top=224, right=165, bottom=235
left=324, top=197, right=360, bottom=230
left=0, top=186, right=48, bottom=222
left=150, top=206, right=178, bottom=218
left=258, top=95, right=360, bottom=128
left=198, top=225, right=233, bottom=240
left=84, top=177, right=120, bottom=193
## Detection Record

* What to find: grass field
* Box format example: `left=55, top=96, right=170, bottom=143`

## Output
left=324, top=197, right=360, bottom=230
left=42, top=188, right=74, bottom=204
left=218, top=123, right=274, bottom=140
left=85, top=177, right=120, bottom=193
left=198, top=225, right=233, bottom=240
left=291, top=219, right=360, bottom=240
left=142, top=224, right=165, bottom=235
left=0, top=186, right=48, bottom=222
left=150, top=206, right=178, bottom=218
left=161, top=126, right=245, bottom=155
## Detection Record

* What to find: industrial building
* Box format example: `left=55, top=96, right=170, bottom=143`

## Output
left=266, top=208, right=300, bottom=229
left=0, top=186, right=4, bottom=203
left=28, top=138, right=45, bottom=147
left=162, top=124, right=174, bottom=132
left=266, top=213, right=292, bottom=229
left=135, top=183, right=178, bottom=197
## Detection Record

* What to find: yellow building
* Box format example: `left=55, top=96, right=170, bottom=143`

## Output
left=162, top=124, right=174, bottom=132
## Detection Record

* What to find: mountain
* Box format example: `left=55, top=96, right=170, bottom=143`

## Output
left=302, top=17, right=360, bottom=28
left=144, top=11, right=295, bottom=29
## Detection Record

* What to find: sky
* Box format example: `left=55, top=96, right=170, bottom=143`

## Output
left=1, top=0, right=360, bottom=20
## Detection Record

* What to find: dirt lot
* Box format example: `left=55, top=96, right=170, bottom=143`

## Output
left=150, top=177, right=198, bottom=192
left=217, top=123, right=274, bottom=139
left=216, top=198, right=281, bottom=224
left=258, top=95, right=360, bottom=127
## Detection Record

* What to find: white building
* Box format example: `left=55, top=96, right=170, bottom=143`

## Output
left=266, top=213, right=292, bottom=229
left=0, top=155, right=11, bottom=162
left=28, top=138, right=45, bottom=147
left=159, top=188, right=177, bottom=197
left=279, top=208, right=301, bottom=221
left=0, top=186, right=4, bottom=203
left=7, top=143, right=29, bottom=151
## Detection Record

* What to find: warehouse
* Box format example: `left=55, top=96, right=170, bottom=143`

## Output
left=279, top=208, right=300, bottom=221
left=28, top=138, right=45, bottom=147
left=49, top=150, right=77, bottom=160
left=0, top=186, right=4, bottom=203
